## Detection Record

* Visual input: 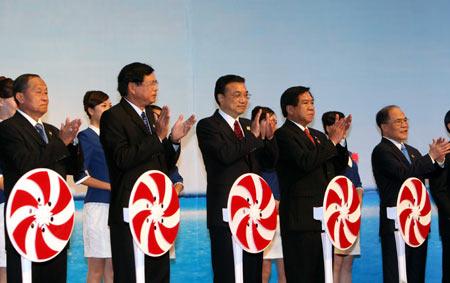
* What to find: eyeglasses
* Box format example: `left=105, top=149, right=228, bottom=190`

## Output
left=389, top=117, right=409, bottom=126
left=229, top=92, right=251, bottom=100
left=138, top=80, right=159, bottom=88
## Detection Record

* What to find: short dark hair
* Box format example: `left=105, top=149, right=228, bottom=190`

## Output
left=321, top=111, right=345, bottom=135
left=13, top=74, right=41, bottom=104
left=375, top=105, right=399, bottom=129
left=83, top=91, right=109, bottom=118
left=150, top=104, right=162, bottom=112
left=280, top=86, right=311, bottom=117
left=0, top=77, right=14, bottom=99
left=117, top=62, right=154, bottom=97
left=214, top=74, right=245, bottom=105
left=445, top=110, right=450, bottom=133
left=251, top=106, right=275, bottom=122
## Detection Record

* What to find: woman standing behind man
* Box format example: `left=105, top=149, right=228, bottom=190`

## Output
left=322, top=111, right=363, bottom=283
left=75, top=91, right=113, bottom=283
left=251, top=106, right=286, bottom=283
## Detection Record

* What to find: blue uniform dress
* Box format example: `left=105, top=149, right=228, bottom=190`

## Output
left=261, top=169, right=283, bottom=259
left=168, top=166, right=183, bottom=259
left=335, top=153, right=363, bottom=255
left=76, top=126, right=112, bottom=258
left=0, top=167, right=6, bottom=267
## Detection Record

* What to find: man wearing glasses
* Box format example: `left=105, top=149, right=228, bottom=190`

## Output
left=371, top=105, right=450, bottom=283
left=196, top=74, right=278, bottom=282
left=100, top=62, right=195, bottom=282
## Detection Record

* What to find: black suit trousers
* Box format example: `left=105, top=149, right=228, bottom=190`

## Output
left=209, top=226, right=262, bottom=283
left=110, top=222, right=169, bottom=283
left=381, top=233, right=427, bottom=283
left=281, top=230, right=324, bottom=283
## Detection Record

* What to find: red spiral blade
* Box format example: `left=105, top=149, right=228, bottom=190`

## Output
left=51, top=178, right=71, bottom=215
left=28, top=171, right=51, bottom=204
left=35, top=228, right=57, bottom=260
left=230, top=196, right=250, bottom=220
left=133, top=183, right=154, bottom=205
left=151, top=172, right=166, bottom=204
left=158, top=222, right=179, bottom=245
left=10, top=190, right=38, bottom=217
left=12, top=216, right=35, bottom=254
left=252, top=223, right=270, bottom=251
left=47, top=215, right=74, bottom=241
left=235, top=215, right=250, bottom=250
left=148, top=222, right=165, bottom=255
left=132, top=210, right=151, bottom=243
left=239, top=175, right=257, bottom=204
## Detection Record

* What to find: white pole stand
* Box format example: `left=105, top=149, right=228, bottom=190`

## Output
left=124, top=208, right=146, bottom=283
left=223, top=208, right=244, bottom=283
left=387, top=207, right=407, bottom=283
left=313, top=207, right=333, bottom=283
left=21, top=256, right=32, bottom=283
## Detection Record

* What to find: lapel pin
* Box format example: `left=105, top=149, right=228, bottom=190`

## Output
left=246, top=126, right=250, bottom=131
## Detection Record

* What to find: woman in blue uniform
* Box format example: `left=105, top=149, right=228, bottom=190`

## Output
left=76, top=91, right=113, bottom=283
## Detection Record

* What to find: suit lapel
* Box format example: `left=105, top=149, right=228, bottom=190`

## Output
left=14, top=112, right=46, bottom=146
left=382, top=138, right=410, bottom=166
left=120, top=99, right=152, bottom=135
left=285, top=120, right=315, bottom=149
left=213, top=110, right=238, bottom=141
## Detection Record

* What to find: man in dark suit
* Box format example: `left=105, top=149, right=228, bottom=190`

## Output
left=430, top=110, right=450, bottom=283
left=275, top=86, right=350, bottom=282
left=196, top=74, right=278, bottom=283
left=0, top=74, right=83, bottom=283
left=371, top=105, right=450, bottom=283
left=100, top=62, right=195, bottom=283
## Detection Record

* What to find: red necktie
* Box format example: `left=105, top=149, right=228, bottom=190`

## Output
left=304, top=128, right=315, bottom=145
left=234, top=120, right=244, bottom=140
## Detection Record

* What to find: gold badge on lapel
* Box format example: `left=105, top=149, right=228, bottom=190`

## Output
left=246, top=126, right=250, bottom=131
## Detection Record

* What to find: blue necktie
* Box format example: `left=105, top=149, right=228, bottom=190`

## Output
left=141, top=112, right=152, bottom=134
left=401, top=144, right=411, bottom=164
left=35, top=123, right=48, bottom=144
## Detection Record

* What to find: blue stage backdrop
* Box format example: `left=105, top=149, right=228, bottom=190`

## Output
left=1, top=0, right=449, bottom=193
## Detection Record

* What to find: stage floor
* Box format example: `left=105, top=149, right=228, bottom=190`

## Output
left=67, top=190, right=443, bottom=282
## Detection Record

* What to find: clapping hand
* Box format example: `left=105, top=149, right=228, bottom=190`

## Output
left=155, top=106, right=171, bottom=140
left=59, top=118, right=82, bottom=145
left=170, top=114, right=196, bottom=143
left=328, top=114, right=352, bottom=145
left=429, top=137, right=450, bottom=163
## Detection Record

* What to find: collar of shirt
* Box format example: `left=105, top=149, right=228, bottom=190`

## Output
left=89, top=124, right=100, bottom=136
left=17, top=109, right=43, bottom=127
left=383, top=136, right=403, bottom=151
left=124, top=97, right=147, bottom=118
left=218, top=109, right=242, bottom=131
left=289, top=119, right=308, bottom=132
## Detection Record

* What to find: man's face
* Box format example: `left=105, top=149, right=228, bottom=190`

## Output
left=0, top=97, right=17, bottom=118
left=17, top=77, right=48, bottom=120
left=287, top=92, right=315, bottom=126
left=218, top=82, right=249, bottom=118
left=129, top=73, right=159, bottom=107
left=381, top=107, right=409, bottom=143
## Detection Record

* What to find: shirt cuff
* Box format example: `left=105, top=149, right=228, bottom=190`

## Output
left=73, top=170, right=90, bottom=185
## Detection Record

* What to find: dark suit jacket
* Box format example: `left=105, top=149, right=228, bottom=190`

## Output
left=0, top=111, right=82, bottom=197
left=196, top=110, right=278, bottom=228
left=371, top=138, right=437, bottom=235
left=100, top=98, right=179, bottom=225
left=275, top=120, right=348, bottom=233
left=430, top=154, right=450, bottom=237
left=0, top=111, right=83, bottom=283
